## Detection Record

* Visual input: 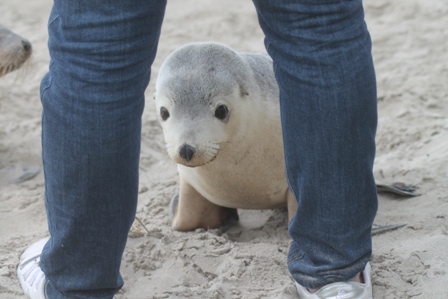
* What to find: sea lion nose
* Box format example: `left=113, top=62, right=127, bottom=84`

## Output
left=178, top=144, right=196, bottom=162
left=21, top=39, right=32, bottom=52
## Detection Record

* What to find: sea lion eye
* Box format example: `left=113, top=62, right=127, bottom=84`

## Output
left=214, top=105, right=228, bottom=121
left=160, top=107, right=170, bottom=121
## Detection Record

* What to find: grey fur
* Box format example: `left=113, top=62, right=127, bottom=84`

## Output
left=156, top=42, right=277, bottom=106
left=0, top=24, right=32, bottom=77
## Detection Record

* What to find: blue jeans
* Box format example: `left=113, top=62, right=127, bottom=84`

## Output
left=40, top=0, right=377, bottom=298
left=252, top=0, right=378, bottom=289
left=40, top=1, right=166, bottom=298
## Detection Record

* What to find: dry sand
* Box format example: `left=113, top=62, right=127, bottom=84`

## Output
left=1, top=0, right=447, bottom=298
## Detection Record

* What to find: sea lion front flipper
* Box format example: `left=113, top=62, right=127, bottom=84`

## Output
left=171, top=176, right=238, bottom=231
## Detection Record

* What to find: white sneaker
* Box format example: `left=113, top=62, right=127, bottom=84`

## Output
left=295, top=263, right=373, bottom=299
left=17, top=238, right=49, bottom=299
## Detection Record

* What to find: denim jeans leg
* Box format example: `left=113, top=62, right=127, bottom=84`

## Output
left=252, top=0, right=378, bottom=289
left=39, top=1, right=166, bottom=298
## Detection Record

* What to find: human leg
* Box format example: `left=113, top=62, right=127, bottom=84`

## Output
left=252, top=0, right=378, bottom=291
left=20, top=1, right=166, bottom=298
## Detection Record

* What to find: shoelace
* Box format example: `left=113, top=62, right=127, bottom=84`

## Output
left=20, top=255, right=45, bottom=292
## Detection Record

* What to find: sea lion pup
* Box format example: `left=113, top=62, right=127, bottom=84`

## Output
left=0, top=24, right=32, bottom=77
left=155, top=43, right=420, bottom=233
left=154, top=42, right=297, bottom=231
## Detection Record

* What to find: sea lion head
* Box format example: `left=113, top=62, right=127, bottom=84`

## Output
left=0, top=24, right=32, bottom=77
left=155, top=43, right=252, bottom=167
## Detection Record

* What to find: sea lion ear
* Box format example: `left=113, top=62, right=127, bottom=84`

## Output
left=153, top=92, right=156, bottom=100
left=240, top=84, right=249, bottom=97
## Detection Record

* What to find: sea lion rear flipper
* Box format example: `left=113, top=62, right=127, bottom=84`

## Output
left=376, top=182, right=421, bottom=197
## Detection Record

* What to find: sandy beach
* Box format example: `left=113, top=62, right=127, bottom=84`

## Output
left=1, top=0, right=447, bottom=298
